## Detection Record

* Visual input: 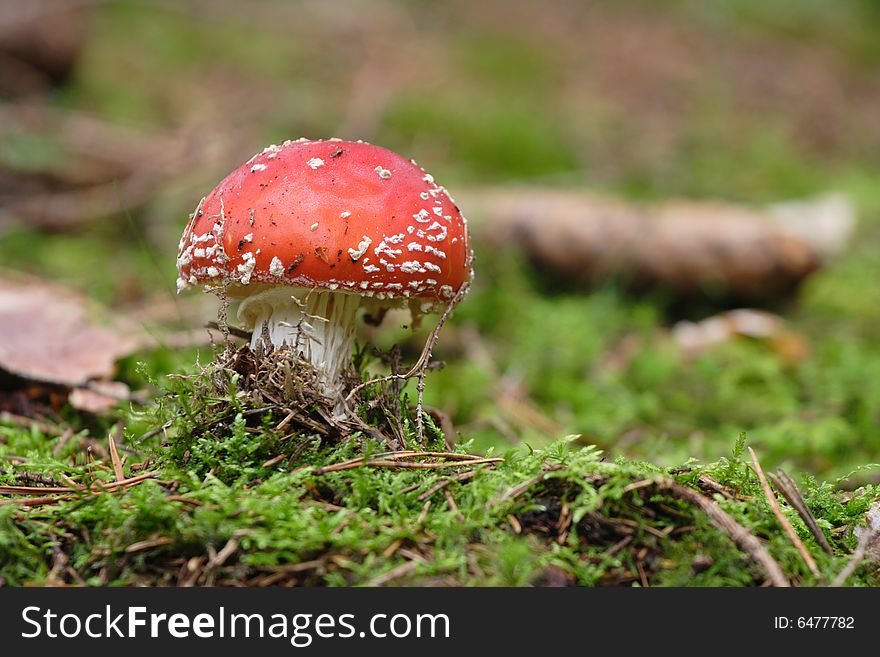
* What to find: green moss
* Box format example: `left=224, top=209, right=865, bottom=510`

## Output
left=2, top=387, right=877, bottom=587
left=2, top=0, right=880, bottom=587
left=380, top=94, right=579, bottom=183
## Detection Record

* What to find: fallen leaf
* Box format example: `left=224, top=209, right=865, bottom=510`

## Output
left=0, top=270, right=139, bottom=386
left=68, top=381, right=131, bottom=414
left=672, top=308, right=810, bottom=362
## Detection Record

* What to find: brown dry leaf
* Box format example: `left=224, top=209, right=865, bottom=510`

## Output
left=0, top=270, right=139, bottom=387
left=463, top=187, right=854, bottom=301
left=68, top=381, right=132, bottom=414
left=672, top=309, right=810, bottom=362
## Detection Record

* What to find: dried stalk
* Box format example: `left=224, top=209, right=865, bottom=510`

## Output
left=653, top=476, right=790, bottom=587
left=748, top=447, right=820, bottom=578
left=769, top=469, right=834, bottom=555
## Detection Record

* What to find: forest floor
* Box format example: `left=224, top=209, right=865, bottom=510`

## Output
left=1, top=0, right=879, bottom=586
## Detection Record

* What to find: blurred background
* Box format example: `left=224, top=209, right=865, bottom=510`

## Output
left=2, top=0, right=880, bottom=480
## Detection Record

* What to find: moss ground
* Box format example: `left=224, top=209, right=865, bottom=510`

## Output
left=1, top=0, right=879, bottom=586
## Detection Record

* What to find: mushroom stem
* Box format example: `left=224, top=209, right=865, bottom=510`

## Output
left=237, top=287, right=360, bottom=404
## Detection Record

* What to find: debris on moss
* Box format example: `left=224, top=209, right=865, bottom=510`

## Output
left=2, top=381, right=878, bottom=587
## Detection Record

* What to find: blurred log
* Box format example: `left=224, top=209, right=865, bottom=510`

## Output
left=0, top=0, right=91, bottom=97
left=0, top=78, right=272, bottom=234
left=463, top=188, right=855, bottom=301
left=0, top=102, right=173, bottom=231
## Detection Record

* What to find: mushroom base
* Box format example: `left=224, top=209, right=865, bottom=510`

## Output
left=237, top=287, right=361, bottom=406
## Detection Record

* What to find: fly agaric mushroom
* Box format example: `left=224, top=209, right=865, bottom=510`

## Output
left=176, top=138, right=473, bottom=405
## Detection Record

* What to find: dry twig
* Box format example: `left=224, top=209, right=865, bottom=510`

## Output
left=830, top=532, right=872, bottom=587
left=769, top=469, right=834, bottom=555
left=0, top=471, right=158, bottom=502
left=749, top=447, right=820, bottom=578
left=0, top=411, right=63, bottom=436
left=653, top=476, right=790, bottom=587
left=311, top=451, right=502, bottom=475
left=108, top=429, right=125, bottom=483
left=343, top=283, right=470, bottom=444
left=417, top=470, right=478, bottom=501
left=367, top=560, right=419, bottom=587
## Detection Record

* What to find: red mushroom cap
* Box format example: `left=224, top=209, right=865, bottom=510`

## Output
left=177, top=139, right=473, bottom=307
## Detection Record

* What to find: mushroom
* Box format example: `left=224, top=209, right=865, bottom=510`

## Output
left=176, top=138, right=473, bottom=407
